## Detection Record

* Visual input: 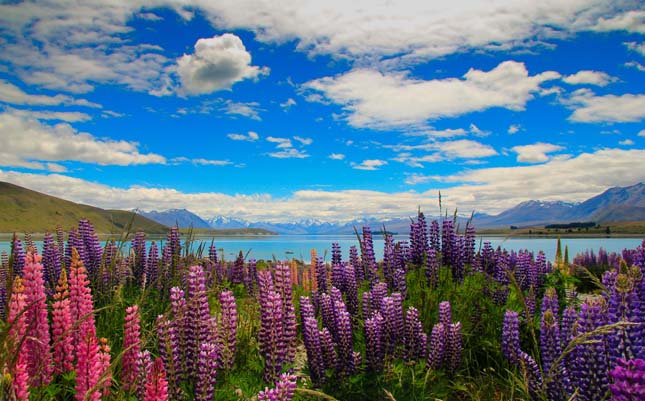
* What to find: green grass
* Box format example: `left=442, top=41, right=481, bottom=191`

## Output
left=0, top=181, right=168, bottom=234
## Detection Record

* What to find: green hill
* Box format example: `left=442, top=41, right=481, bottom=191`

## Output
left=0, top=182, right=168, bottom=234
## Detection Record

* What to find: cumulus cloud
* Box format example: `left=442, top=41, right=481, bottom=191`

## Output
left=625, top=41, right=645, bottom=56
left=177, top=34, right=268, bottom=95
left=266, top=135, right=311, bottom=159
left=304, top=61, right=560, bottom=129
left=562, top=70, right=617, bottom=86
left=0, top=111, right=166, bottom=169
left=351, top=159, right=387, bottom=171
left=388, top=140, right=497, bottom=167
left=565, top=89, right=645, bottom=123
left=228, top=131, right=259, bottom=141
left=328, top=153, right=345, bottom=160
left=508, top=124, right=521, bottom=134
left=221, top=100, right=263, bottom=120
left=171, top=157, right=233, bottom=166
left=4, top=148, right=645, bottom=221
left=293, top=136, right=313, bottom=146
left=625, top=61, right=645, bottom=71
left=593, top=10, right=645, bottom=34
left=638, top=129, right=645, bottom=137
left=280, top=98, right=297, bottom=110
left=2, top=107, right=92, bottom=122
left=619, top=139, right=635, bottom=146
left=511, top=143, right=564, bottom=163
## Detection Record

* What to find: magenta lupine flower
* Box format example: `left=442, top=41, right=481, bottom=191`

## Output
left=427, top=323, right=446, bottom=370
left=52, top=268, right=74, bottom=374
left=365, top=311, right=385, bottom=372
left=258, top=373, right=297, bottom=401
left=319, top=327, right=337, bottom=371
left=8, top=278, right=28, bottom=401
left=22, top=253, right=53, bottom=386
left=609, top=358, right=645, bottom=401
left=218, top=290, right=238, bottom=370
left=195, top=342, right=218, bottom=401
left=122, top=305, right=141, bottom=392
left=98, top=337, right=112, bottom=398
left=303, top=316, right=325, bottom=386
left=260, top=289, right=285, bottom=383
left=137, top=350, right=152, bottom=401
left=145, top=358, right=170, bottom=401
left=186, top=265, right=212, bottom=379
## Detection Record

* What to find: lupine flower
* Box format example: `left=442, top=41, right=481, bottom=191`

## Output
left=11, top=236, right=25, bottom=277
left=169, top=287, right=187, bottom=380
left=186, top=265, right=211, bottom=380
left=260, top=289, right=284, bottom=383
left=447, top=322, right=462, bottom=374
left=319, top=293, right=335, bottom=338
left=52, top=268, right=74, bottom=374
left=349, top=245, right=362, bottom=283
left=502, top=310, right=521, bottom=364
left=218, top=290, right=238, bottom=370
left=147, top=241, right=160, bottom=288
left=365, top=311, right=385, bottom=372
left=131, top=231, right=147, bottom=283
left=156, top=316, right=182, bottom=400
left=8, top=277, right=28, bottom=401
left=361, top=226, right=378, bottom=285
left=315, top=257, right=327, bottom=294
left=333, top=300, right=355, bottom=376
left=607, top=273, right=640, bottom=368
left=343, top=263, right=359, bottom=316
left=22, top=253, right=53, bottom=386
left=42, top=232, right=60, bottom=290
left=541, top=309, right=569, bottom=400
left=404, top=307, right=426, bottom=362
left=258, top=373, right=297, bottom=401
left=426, top=248, right=439, bottom=289
left=145, top=358, right=170, bottom=401
left=302, top=316, right=325, bottom=386
left=609, top=358, right=645, bottom=401
left=383, top=234, right=395, bottom=287
left=122, top=305, right=141, bottom=391
left=274, top=264, right=297, bottom=366
left=231, top=251, right=244, bottom=284
left=195, top=342, right=218, bottom=401
left=137, top=350, right=152, bottom=401
left=427, top=323, right=446, bottom=370
left=98, top=337, right=112, bottom=398
left=573, top=299, right=609, bottom=401
left=320, top=328, right=337, bottom=371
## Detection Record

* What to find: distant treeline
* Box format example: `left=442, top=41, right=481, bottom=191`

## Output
left=544, top=221, right=596, bottom=229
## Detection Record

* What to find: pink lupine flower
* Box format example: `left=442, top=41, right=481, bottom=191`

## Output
left=98, top=337, right=112, bottom=398
left=8, top=278, right=29, bottom=401
left=22, top=253, right=53, bottom=386
left=145, top=358, right=169, bottom=401
left=52, top=268, right=74, bottom=374
left=121, top=305, right=141, bottom=392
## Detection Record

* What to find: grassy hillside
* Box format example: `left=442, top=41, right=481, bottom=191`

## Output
left=478, top=220, right=645, bottom=236
left=0, top=182, right=168, bottom=234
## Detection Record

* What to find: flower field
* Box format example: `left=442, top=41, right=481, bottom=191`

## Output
left=1, top=213, right=644, bottom=401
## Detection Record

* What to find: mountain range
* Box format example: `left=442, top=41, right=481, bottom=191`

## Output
left=138, top=183, right=645, bottom=234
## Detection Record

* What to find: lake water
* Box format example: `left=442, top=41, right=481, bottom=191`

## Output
left=1, top=235, right=642, bottom=263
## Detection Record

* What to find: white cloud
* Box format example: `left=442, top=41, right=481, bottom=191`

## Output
left=5, top=148, right=645, bottom=221
left=328, top=153, right=345, bottom=160
left=351, top=159, right=387, bottom=171
left=508, top=124, right=521, bottom=134
left=228, top=131, right=259, bottom=142
left=266, top=136, right=293, bottom=149
left=177, top=33, right=268, bottom=95
left=293, top=136, right=313, bottom=146
left=625, top=61, right=645, bottom=71
left=638, top=129, right=645, bottom=137
left=171, top=157, right=233, bottom=166
left=562, top=70, right=617, bottom=86
left=0, top=111, right=166, bottom=169
left=593, top=10, right=645, bottom=34
left=388, top=139, right=497, bottom=167
left=221, top=100, right=262, bottom=120
left=2, top=107, right=92, bottom=122
left=625, top=41, right=645, bottom=57
left=565, top=89, right=645, bottom=123
left=0, top=79, right=100, bottom=107
left=304, top=61, right=560, bottom=129
left=511, top=142, right=564, bottom=163
left=280, top=98, right=297, bottom=110
left=619, top=139, right=635, bottom=146
left=267, top=148, right=309, bottom=159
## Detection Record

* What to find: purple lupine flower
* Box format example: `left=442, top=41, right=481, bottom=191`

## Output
left=518, top=350, right=544, bottom=398
left=332, top=242, right=342, bottom=267
left=146, top=242, right=159, bottom=287
left=561, top=306, right=577, bottom=351
left=333, top=300, right=355, bottom=376
left=195, top=342, right=218, bottom=401
left=208, top=244, right=218, bottom=264
left=349, top=245, right=363, bottom=283
left=502, top=310, right=521, bottom=364
left=247, top=258, right=258, bottom=295
left=426, top=248, right=439, bottom=289
left=343, top=263, right=359, bottom=316
left=609, top=358, right=645, bottom=401
left=258, top=373, right=297, bottom=401
left=394, top=268, right=407, bottom=298
left=447, top=322, right=462, bottom=375
left=315, top=257, right=328, bottom=294
left=42, top=232, right=60, bottom=290
left=131, top=230, right=147, bottom=283
left=11, top=237, right=25, bottom=277
left=361, top=226, right=378, bottom=285
left=409, top=221, right=423, bottom=266
left=541, top=287, right=559, bottom=319
left=464, top=225, right=476, bottom=265
left=186, top=265, right=211, bottom=380
left=441, top=219, right=454, bottom=267
left=362, top=291, right=373, bottom=320
left=607, top=272, right=641, bottom=369
left=156, top=316, right=183, bottom=400
left=380, top=296, right=397, bottom=355
left=429, top=220, right=440, bottom=253
left=365, top=311, right=385, bottom=372
left=427, top=323, right=446, bottom=370
left=404, top=307, right=426, bottom=362
left=231, top=251, right=245, bottom=284
left=370, top=282, right=388, bottom=314
left=394, top=241, right=409, bottom=273
left=383, top=234, right=395, bottom=288
left=299, top=296, right=315, bottom=323
left=319, top=327, right=337, bottom=371
left=541, top=309, right=569, bottom=400
left=136, top=350, right=152, bottom=401
left=391, top=292, right=404, bottom=347
left=439, top=301, right=452, bottom=328
left=167, top=226, right=181, bottom=260
left=451, top=234, right=465, bottom=283
left=319, top=293, right=335, bottom=339
left=331, top=258, right=344, bottom=293
left=274, top=264, right=297, bottom=367
left=302, top=316, right=325, bottom=386
left=218, top=290, right=237, bottom=370
left=260, top=289, right=284, bottom=383
left=573, top=299, right=609, bottom=401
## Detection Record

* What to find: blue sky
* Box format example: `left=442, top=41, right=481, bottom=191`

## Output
left=0, top=1, right=644, bottom=223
